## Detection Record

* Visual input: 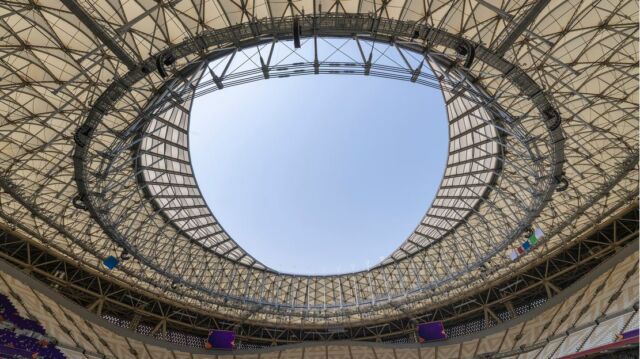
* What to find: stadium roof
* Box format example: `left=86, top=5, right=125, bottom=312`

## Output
left=0, top=0, right=637, bottom=329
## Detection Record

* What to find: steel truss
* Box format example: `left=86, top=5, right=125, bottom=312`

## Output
left=0, top=0, right=637, bottom=329
left=73, top=16, right=566, bottom=320
left=132, top=37, right=514, bottom=272
left=0, top=204, right=635, bottom=346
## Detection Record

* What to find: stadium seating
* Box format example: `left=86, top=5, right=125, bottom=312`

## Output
left=0, top=250, right=635, bottom=359
left=0, top=292, right=65, bottom=358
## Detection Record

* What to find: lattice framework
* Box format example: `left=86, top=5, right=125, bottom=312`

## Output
left=0, top=0, right=637, bottom=327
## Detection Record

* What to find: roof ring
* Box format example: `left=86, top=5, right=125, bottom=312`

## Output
left=71, top=24, right=566, bottom=319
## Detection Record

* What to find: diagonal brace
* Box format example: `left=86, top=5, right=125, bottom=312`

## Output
left=60, top=0, right=137, bottom=70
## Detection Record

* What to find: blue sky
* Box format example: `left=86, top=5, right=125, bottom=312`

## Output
left=190, top=73, right=448, bottom=275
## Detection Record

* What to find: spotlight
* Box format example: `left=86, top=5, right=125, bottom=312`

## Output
left=73, top=124, right=92, bottom=147
left=455, top=41, right=475, bottom=68
left=72, top=195, right=88, bottom=210
left=120, top=250, right=131, bottom=261
left=543, top=108, right=562, bottom=131
left=555, top=173, right=569, bottom=192
left=293, top=18, right=301, bottom=48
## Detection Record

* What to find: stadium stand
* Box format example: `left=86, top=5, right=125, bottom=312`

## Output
left=0, top=292, right=65, bottom=358
left=0, top=241, right=635, bottom=359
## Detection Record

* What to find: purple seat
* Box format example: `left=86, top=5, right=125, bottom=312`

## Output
left=0, top=344, right=34, bottom=358
left=0, top=294, right=18, bottom=316
left=0, top=293, right=67, bottom=359
left=5, top=313, right=46, bottom=335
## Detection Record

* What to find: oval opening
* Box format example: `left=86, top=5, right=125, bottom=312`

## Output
left=190, top=40, right=448, bottom=275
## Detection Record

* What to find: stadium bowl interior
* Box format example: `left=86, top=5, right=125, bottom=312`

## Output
left=0, top=0, right=637, bottom=358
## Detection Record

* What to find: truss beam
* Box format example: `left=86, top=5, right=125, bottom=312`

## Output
left=60, top=0, right=137, bottom=70
left=0, top=205, right=634, bottom=345
left=493, top=0, right=551, bottom=55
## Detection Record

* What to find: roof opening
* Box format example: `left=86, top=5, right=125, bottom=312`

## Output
left=189, top=42, right=448, bottom=274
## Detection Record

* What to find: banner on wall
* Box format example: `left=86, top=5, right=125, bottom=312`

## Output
left=205, top=330, right=236, bottom=350
left=417, top=321, right=447, bottom=342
